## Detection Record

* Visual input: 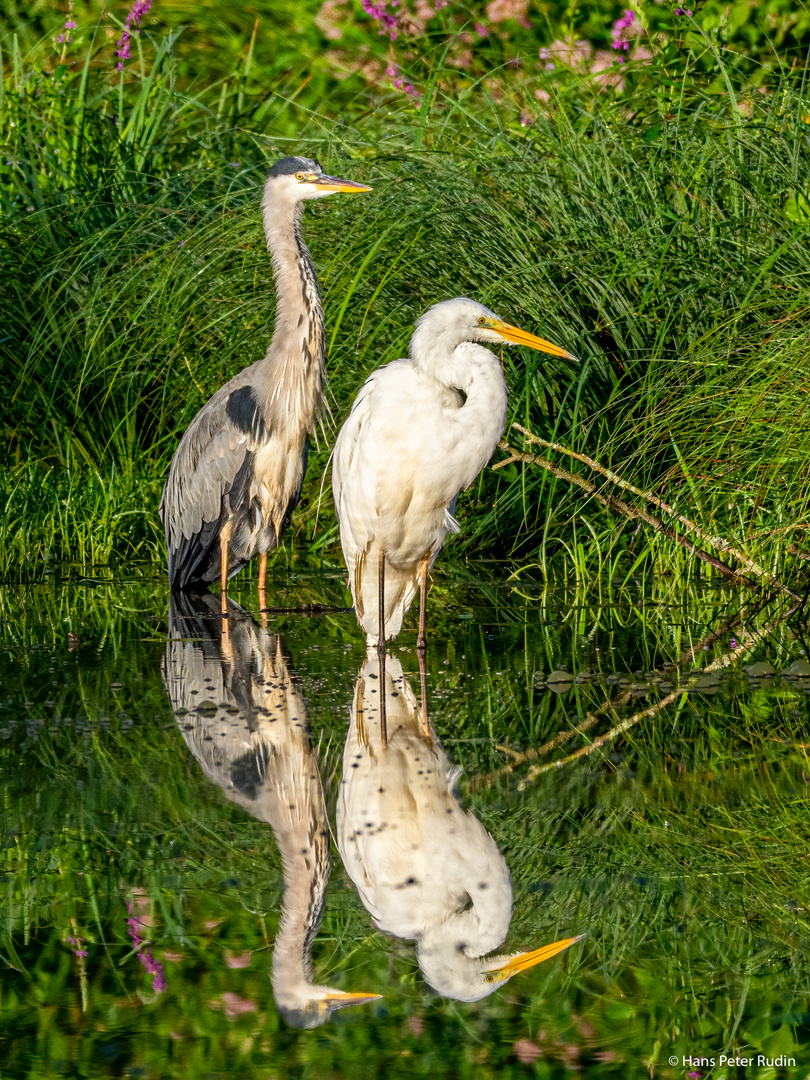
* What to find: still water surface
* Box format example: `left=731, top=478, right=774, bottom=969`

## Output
left=1, top=567, right=809, bottom=1078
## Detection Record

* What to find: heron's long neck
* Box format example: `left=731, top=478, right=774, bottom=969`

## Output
left=457, top=350, right=508, bottom=453
left=269, top=759, right=331, bottom=997
left=412, top=341, right=509, bottom=486
left=260, top=198, right=326, bottom=436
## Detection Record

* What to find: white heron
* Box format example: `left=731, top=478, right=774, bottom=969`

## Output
left=332, top=297, right=575, bottom=648
left=336, top=651, right=580, bottom=1001
left=162, top=592, right=380, bottom=1027
left=160, top=157, right=371, bottom=618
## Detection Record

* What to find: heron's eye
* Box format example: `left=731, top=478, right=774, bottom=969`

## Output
left=295, top=172, right=305, bottom=180
left=477, top=316, right=487, bottom=326
left=485, top=974, right=495, bottom=983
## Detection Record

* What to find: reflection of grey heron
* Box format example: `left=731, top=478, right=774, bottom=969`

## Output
left=162, top=592, right=379, bottom=1027
left=332, top=297, right=575, bottom=649
left=336, top=652, right=580, bottom=1001
left=160, top=158, right=371, bottom=614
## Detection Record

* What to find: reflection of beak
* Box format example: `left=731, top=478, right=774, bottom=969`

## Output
left=486, top=935, right=583, bottom=981
left=491, top=319, right=577, bottom=360
left=312, top=174, right=373, bottom=194
left=323, top=991, right=382, bottom=1009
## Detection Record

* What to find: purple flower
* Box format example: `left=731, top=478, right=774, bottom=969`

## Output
left=360, top=0, right=399, bottom=39
left=387, top=63, right=420, bottom=99
left=125, top=899, right=166, bottom=994
left=611, top=8, right=637, bottom=53
left=114, top=0, right=152, bottom=70
left=675, top=7, right=693, bottom=14
left=137, top=946, right=167, bottom=991
left=67, top=934, right=88, bottom=958
left=56, top=11, right=77, bottom=45
left=393, top=77, right=420, bottom=98
left=613, top=8, right=636, bottom=30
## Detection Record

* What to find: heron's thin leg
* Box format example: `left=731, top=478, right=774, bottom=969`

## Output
left=418, top=646, right=431, bottom=741
left=219, top=521, right=231, bottom=638
left=377, top=549, right=386, bottom=657
left=378, top=550, right=387, bottom=750
left=258, top=552, right=268, bottom=629
left=416, top=553, right=429, bottom=653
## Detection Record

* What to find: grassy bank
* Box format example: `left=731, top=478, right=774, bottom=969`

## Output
left=3, top=17, right=810, bottom=587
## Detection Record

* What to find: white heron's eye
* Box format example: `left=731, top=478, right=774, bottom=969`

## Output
left=477, top=316, right=487, bottom=326
left=485, top=974, right=495, bottom=983
left=295, top=172, right=305, bottom=180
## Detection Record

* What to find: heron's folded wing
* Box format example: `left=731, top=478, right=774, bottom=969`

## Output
left=161, top=397, right=257, bottom=587
left=332, top=375, right=380, bottom=556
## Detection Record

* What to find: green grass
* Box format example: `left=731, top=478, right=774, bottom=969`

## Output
left=4, top=21, right=810, bottom=591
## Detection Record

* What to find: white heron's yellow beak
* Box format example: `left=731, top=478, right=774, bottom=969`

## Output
left=322, top=990, right=382, bottom=1008
left=483, top=935, right=582, bottom=983
left=311, top=174, right=373, bottom=194
left=488, top=319, right=577, bottom=360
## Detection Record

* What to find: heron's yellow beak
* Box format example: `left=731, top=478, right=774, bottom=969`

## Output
left=312, top=174, right=373, bottom=194
left=323, top=991, right=382, bottom=1007
left=490, top=319, right=576, bottom=360
left=485, top=935, right=582, bottom=982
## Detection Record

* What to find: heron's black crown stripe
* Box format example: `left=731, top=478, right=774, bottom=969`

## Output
left=226, top=386, right=268, bottom=443
left=266, top=155, right=321, bottom=179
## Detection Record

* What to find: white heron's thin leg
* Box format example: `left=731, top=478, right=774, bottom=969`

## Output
left=258, top=551, right=268, bottom=628
left=378, top=550, right=387, bottom=751
left=416, top=553, right=429, bottom=653
left=418, top=646, right=431, bottom=740
left=377, top=549, right=386, bottom=656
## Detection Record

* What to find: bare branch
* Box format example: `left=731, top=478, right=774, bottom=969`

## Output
left=497, top=426, right=802, bottom=601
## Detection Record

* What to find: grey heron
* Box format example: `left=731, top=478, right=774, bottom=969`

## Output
left=336, top=651, right=580, bottom=1001
left=162, top=592, right=380, bottom=1027
left=331, top=297, right=574, bottom=649
left=160, top=157, right=371, bottom=618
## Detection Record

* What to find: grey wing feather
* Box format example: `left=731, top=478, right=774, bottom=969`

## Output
left=160, top=383, right=256, bottom=589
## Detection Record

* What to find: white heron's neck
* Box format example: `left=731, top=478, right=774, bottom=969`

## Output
left=259, top=194, right=326, bottom=436
left=409, top=338, right=509, bottom=485
left=416, top=903, right=513, bottom=1000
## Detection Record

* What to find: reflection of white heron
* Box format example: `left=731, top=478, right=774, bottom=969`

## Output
left=332, top=298, right=575, bottom=648
left=336, top=653, right=580, bottom=1001
left=162, top=593, right=379, bottom=1027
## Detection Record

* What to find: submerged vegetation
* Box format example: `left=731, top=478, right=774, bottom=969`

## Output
left=2, top=2, right=810, bottom=592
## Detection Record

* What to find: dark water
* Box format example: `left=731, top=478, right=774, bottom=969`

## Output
left=1, top=567, right=809, bottom=1078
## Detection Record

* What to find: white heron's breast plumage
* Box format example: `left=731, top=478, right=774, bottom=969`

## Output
left=336, top=656, right=512, bottom=947
left=333, top=358, right=492, bottom=643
